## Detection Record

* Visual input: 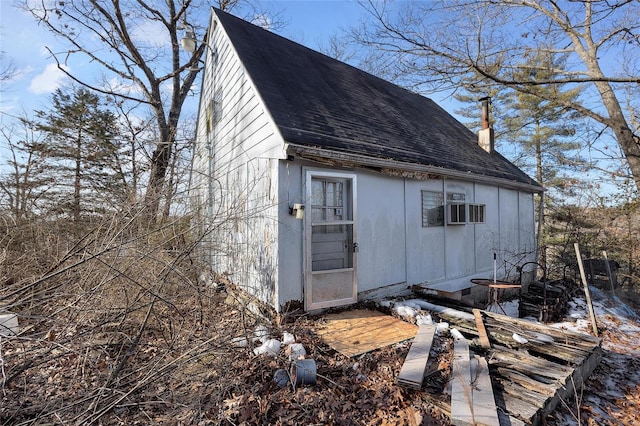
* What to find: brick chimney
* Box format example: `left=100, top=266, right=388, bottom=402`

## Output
left=478, top=96, right=494, bottom=153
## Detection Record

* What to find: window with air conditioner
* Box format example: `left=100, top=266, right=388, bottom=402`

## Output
left=447, top=192, right=466, bottom=225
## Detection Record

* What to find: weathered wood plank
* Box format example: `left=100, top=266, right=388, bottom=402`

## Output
left=574, top=242, right=599, bottom=336
left=493, top=377, right=548, bottom=422
left=543, top=345, right=604, bottom=418
left=451, top=339, right=474, bottom=426
left=482, top=319, right=599, bottom=351
left=471, top=355, right=500, bottom=426
left=473, top=309, right=491, bottom=350
left=492, top=384, right=538, bottom=425
left=494, top=367, right=557, bottom=397
left=397, top=324, right=436, bottom=389
left=396, top=300, right=603, bottom=426
left=317, top=309, right=418, bottom=357
left=525, top=344, right=589, bottom=366
left=482, top=311, right=601, bottom=345
left=480, top=321, right=597, bottom=365
left=488, top=346, right=573, bottom=382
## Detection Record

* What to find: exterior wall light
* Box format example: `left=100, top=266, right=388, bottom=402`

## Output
left=290, top=203, right=305, bottom=219
left=181, top=29, right=197, bottom=53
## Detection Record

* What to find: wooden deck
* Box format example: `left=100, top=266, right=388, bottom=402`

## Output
left=315, top=304, right=602, bottom=425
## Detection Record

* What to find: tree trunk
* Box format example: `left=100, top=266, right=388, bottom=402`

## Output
left=74, top=132, right=82, bottom=225
left=596, top=82, right=640, bottom=189
left=144, top=141, right=171, bottom=220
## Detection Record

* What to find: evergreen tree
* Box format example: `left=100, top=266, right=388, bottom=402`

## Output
left=455, top=51, right=584, bottom=272
left=503, top=51, right=583, bottom=195
left=34, top=87, right=122, bottom=224
left=503, top=52, right=584, bottom=271
left=0, top=117, right=53, bottom=222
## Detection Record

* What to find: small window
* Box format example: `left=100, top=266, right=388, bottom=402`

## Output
left=447, top=192, right=466, bottom=225
left=421, top=191, right=444, bottom=227
left=205, top=89, right=223, bottom=133
left=205, top=100, right=213, bottom=133
left=469, top=204, right=486, bottom=223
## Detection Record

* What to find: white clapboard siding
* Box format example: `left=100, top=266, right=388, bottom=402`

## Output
left=190, top=13, right=286, bottom=307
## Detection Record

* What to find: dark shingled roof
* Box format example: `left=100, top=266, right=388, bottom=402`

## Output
left=213, top=8, right=542, bottom=190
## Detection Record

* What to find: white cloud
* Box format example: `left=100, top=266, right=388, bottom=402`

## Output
left=103, top=77, right=143, bottom=97
left=28, top=63, right=69, bottom=94
left=131, top=21, right=169, bottom=48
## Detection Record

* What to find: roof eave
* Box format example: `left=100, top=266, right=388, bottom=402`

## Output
left=286, top=143, right=544, bottom=194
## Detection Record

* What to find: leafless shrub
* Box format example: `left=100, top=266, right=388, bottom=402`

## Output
left=0, top=205, right=268, bottom=425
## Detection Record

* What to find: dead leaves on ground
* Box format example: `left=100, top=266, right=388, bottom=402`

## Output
left=0, top=292, right=449, bottom=425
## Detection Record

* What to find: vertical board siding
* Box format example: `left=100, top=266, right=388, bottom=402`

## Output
left=356, top=172, right=406, bottom=292
left=276, top=161, right=304, bottom=306
left=474, top=184, right=500, bottom=273
left=405, top=179, right=446, bottom=284
left=444, top=181, right=474, bottom=279
left=498, top=188, right=521, bottom=277
left=518, top=191, right=536, bottom=261
left=405, top=179, right=536, bottom=292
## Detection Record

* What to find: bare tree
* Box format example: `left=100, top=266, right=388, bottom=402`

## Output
left=0, top=115, right=52, bottom=222
left=354, top=0, right=640, bottom=190
left=0, top=51, right=16, bottom=88
left=19, top=0, right=256, bottom=219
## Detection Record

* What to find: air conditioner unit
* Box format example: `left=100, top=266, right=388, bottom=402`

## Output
left=447, top=203, right=466, bottom=225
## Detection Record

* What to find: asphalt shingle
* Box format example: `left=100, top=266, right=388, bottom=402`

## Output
left=214, top=8, right=541, bottom=189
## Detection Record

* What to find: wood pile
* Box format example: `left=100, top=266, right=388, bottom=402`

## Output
left=519, top=279, right=569, bottom=322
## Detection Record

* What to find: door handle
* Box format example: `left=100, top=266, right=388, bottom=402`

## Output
left=353, top=242, right=359, bottom=253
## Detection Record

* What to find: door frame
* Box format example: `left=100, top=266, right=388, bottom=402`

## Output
left=304, top=169, right=358, bottom=311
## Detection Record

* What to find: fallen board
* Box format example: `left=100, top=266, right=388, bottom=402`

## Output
left=316, top=309, right=418, bottom=357
left=473, top=309, right=491, bottom=350
left=450, top=339, right=473, bottom=426
left=397, top=324, right=436, bottom=389
left=451, top=340, right=501, bottom=426
left=471, top=355, right=500, bottom=426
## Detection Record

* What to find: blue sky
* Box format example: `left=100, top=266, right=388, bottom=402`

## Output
left=0, top=1, right=372, bottom=117
left=271, top=0, right=365, bottom=48
left=1, top=0, right=629, bottom=199
left=1, top=0, right=71, bottom=113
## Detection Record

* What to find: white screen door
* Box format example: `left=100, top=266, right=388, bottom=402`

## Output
left=304, top=171, right=357, bottom=310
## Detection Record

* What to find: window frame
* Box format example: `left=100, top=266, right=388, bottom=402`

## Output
left=446, top=192, right=466, bottom=225
left=468, top=203, right=486, bottom=224
left=421, top=190, right=445, bottom=227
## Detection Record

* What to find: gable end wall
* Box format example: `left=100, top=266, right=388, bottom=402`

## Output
left=191, top=11, right=287, bottom=307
